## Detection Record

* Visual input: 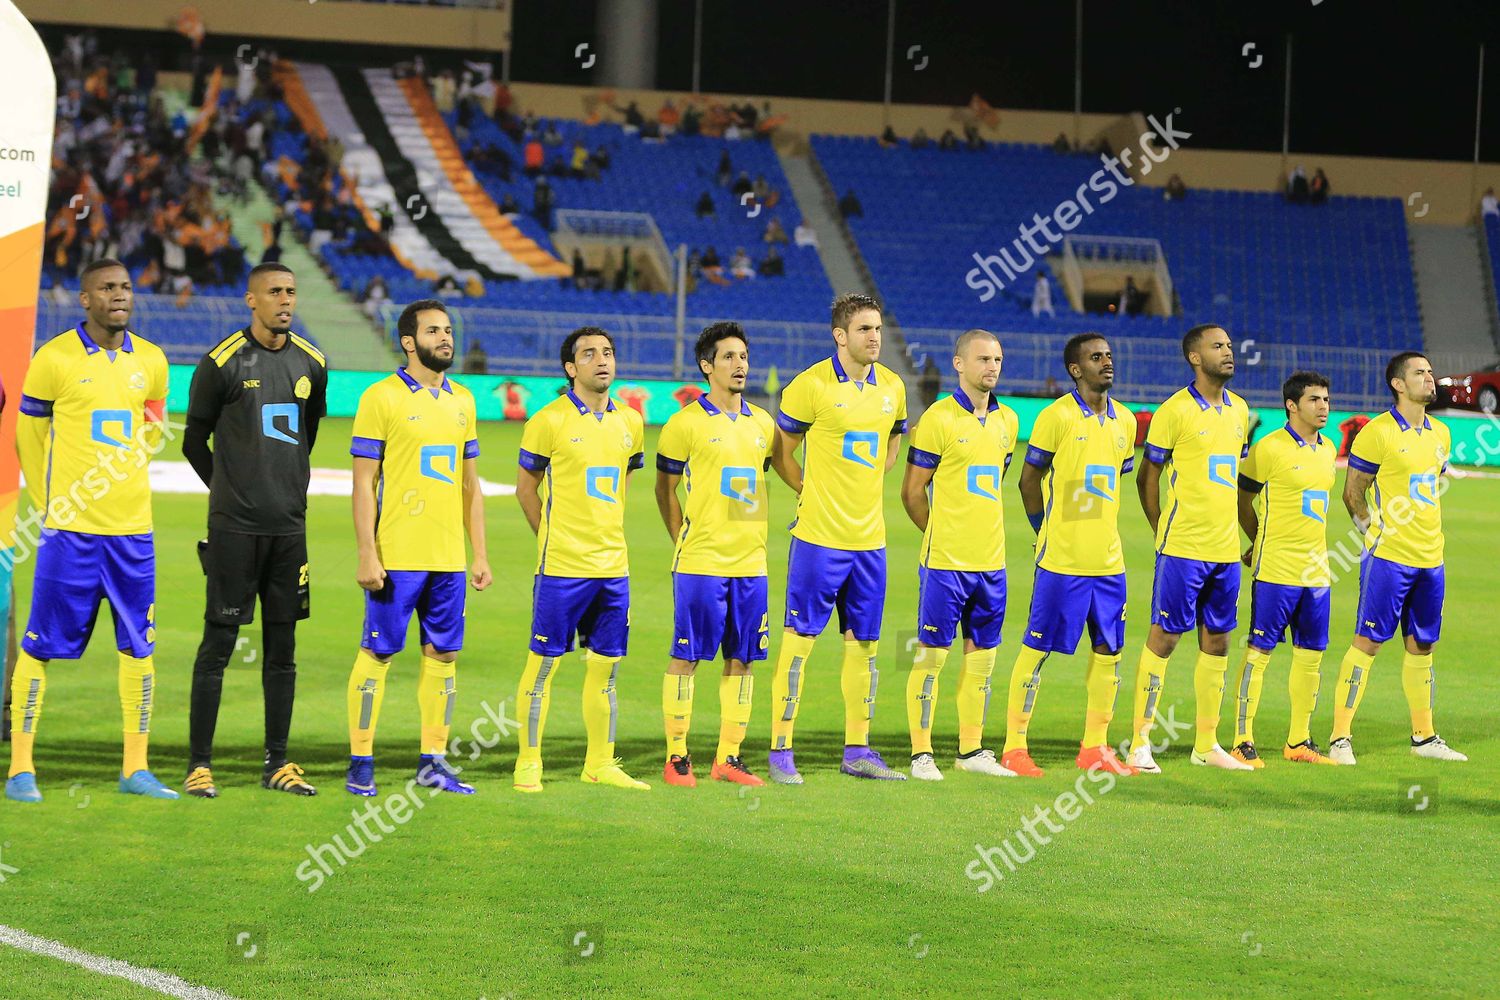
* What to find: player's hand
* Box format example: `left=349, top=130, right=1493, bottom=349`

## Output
left=470, top=558, right=493, bottom=591
left=1241, top=544, right=1253, bottom=568
left=357, top=552, right=387, bottom=592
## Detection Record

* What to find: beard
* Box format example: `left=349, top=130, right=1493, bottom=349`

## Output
left=415, top=342, right=453, bottom=372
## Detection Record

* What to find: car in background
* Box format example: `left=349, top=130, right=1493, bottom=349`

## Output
left=1437, top=362, right=1500, bottom=414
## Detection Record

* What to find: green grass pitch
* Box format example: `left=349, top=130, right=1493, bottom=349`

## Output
left=0, top=417, right=1496, bottom=999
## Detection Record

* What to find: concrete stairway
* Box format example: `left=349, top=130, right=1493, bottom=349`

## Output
left=1410, top=223, right=1500, bottom=372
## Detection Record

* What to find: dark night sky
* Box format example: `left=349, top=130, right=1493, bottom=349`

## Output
left=512, top=0, right=1500, bottom=162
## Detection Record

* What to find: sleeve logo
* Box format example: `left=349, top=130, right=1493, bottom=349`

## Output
left=586, top=466, right=621, bottom=503
left=841, top=430, right=880, bottom=469
left=261, top=402, right=300, bottom=444
left=419, top=444, right=458, bottom=484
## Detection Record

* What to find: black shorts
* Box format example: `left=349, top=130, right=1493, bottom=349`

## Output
left=201, top=530, right=310, bottom=625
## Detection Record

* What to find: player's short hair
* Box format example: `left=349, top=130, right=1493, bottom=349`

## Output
left=396, top=298, right=449, bottom=346
left=831, top=292, right=881, bottom=332
left=561, top=325, right=615, bottom=385
left=695, top=321, right=747, bottom=377
left=1062, top=333, right=1108, bottom=374
left=247, top=261, right=294, bottom=285
left=1181, top=323, right=1224, bottom=362
left=79, top=257, right=128, bottom=287
left=1384, top=351, right=1428, bottom=399
left=954, top=328, right=999, bottom=356
left=1282, top=370, right=1330, bottom=412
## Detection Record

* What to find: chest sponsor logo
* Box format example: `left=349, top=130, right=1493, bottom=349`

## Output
left=966, top=465, right=1002, bottom=501
left=720, top=466, right=759, bottom=506
left=841, top=430, right=880, bottom=469
left=586, top=466, right=621, bottom=503
left=1301, top=489, right=1329, bottom=522
left=261, top=403, right=300, bottom=444
left=1408, top=473, right=1438, bottom=506
left=419, top=444, right=458, bottom=484
left=90, top=409, right=133, bottom=448
left=1207, top=454, right=1236, bottom=488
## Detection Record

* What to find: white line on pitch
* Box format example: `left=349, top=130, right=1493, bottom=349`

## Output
left=0, top=924, right=242, bottom=999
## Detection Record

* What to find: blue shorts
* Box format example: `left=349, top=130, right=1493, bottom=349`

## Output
left=917, top=567, right=1006, bottom=649
left=23, top=529, right=155, bottom=660
left=1022, top=568, right=1127, bottom=655
left=362, top=570, right=466, bottom=656
left=1355, top=555, right=1444, bottom=645
left=1248, top=580, right=1330, bottom=651
left=1151, top=554, right=1240, bottom=635
left=783, top=538, right=886, bottom=641
left=671, top=574, right=770, bottom=663
left=531, top=575, right=630, bottom=657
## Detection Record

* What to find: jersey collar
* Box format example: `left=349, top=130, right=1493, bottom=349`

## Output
left=567, top=388, right=616, bottom=414
left=952, top=390, right=999, bottom=413
left=1070, top=388, right=1115, bottom=420
left=830, top=353, right=877, bottom=385
left=1389, top=406, right=1431, bottom=432
left=76, top=324, right=134, bottom=354
left=698, top=394, right=752, bottom=418
left=1283, top=422, right=1320, bottom=448
left=397, top=366, right=452, bottom=394
left=1187, top=383, right=1231, bottom=410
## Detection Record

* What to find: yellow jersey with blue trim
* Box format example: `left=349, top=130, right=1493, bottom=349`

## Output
left=1347, top=408, right=1450, bottom=569
left=657, top=395, right=776, bottom=577
left=1144, top=384, right=1251, bottom=563
left=18, top=325, right=169, bottom=535
left=519, top=390, right=645, bottom=578
left=1239, top=424, right=1337, bottom=586
left=777, top=355, right=908, bottom=551
left=907, top=391, right=1018, bottom=571
left=1024, top=390, right=1136, bottom=576
left=350, top=368, right=479, bottom=572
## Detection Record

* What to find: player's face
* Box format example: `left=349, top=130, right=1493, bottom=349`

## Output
left=701, top=337, right=748, bottom=394
left=569, top=334, right=616, bottom=392
left=1396, top=357, right=1438, bottom=405
left=1069, top=339, right=1113, bottom=391
left=835, top=308, right=882, bottom=367
left=247, top=271, right=296, bottom=334
left=79, top=266, right=133, bottom=333
left=1291, top=385, right=1331, bottom=429
left=1191, top=328, right=1235, bottom=381
left=406, top=309, right=454, bottom=372
left=954, top=336, right=1002, bottom=394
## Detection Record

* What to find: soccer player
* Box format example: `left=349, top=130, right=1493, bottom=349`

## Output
left=1127, top=324, right=1253, bottom=773
left=513, top=327, right=649, bottom=792
left=767, top=293, right=909, bottom=783
left=182, top=263, right=328, bottom=798
left=1000, top=334, right=1138, bottom=777
left=345, top=300, right=491, bottom=797
left=1328, top=352, right=1466, bottom=764
left=1231, top=372, right=1338, bottom=767
left=654, top=322, right=775, bottom=787
left=5, top=258, right=176, bottom=803
left=900, top=330, right=1018, bottom=780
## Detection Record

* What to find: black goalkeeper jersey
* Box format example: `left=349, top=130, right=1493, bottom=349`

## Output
left=185, top=329, right=328, bottom=535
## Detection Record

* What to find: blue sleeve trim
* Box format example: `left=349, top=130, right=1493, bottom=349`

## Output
left=1004, top=454, right=1013, bottom=471
left=1238, top=473, right=1264, bottom=493
left=1347, top=454, right=1379, bottom=474
left=907, top=446, right=940, bottom=469
left=628, top=452, right=645, bottom=472
left=1027, top=510, right=1044, bottom=534
left=657, top=454, right=686, bottom=475
left=892, top=418, right=909, bottom=435
left=1024, top=445, right=1054, bottom=470
left=1241, top=443, right=1251, bottom=459
left=518, top=448, right=550, bottom=471
left=776, top=411, right=812, bottom=434
left=18, top=394, right=52, bottom=417
left=463, top=439, right=480, bottom=459
left=349, top=436, right=384, bottom=460
left=1121, top=456, right=1134, bottom=475
left=1145, top=444, right=1172, bottom=465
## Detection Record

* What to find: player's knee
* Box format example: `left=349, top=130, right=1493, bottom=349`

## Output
left=193, top=622, right=239, bottom=675
left=262, top=621, right=297, bottom=670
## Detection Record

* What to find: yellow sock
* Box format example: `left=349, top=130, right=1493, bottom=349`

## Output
left=840, top=639, right=879, bottom=746
left=347, top=648, right=390, bottom=756
left=716, top=672, right=753, bottom=763
left=516, top=651, right=559, bottom=766
left=1129, top=647, right=1171, bottom=753
left=905, top=645, right=949, bottom=755
left=663, top=672, right=695, bottom=756
left=8, top=652, right=46, bottom=778
left=1192, top=651, right=1230, bottom=754
left=118, top=654, right=154, bottom=776
left=769, top=632, right=816, bottom=750
left=1287, top=646, right=1323, bottom=746
left=956, top=647, right=996, bottom=755
left=1003, top=645, right=1049, bottom=753
left=1232, top=647, right=1272, bottom=744
left=417, top=655, right=457, bottom=755
left=582, top=650, right=621, bottom=769
left=1402, top=651, right=1436, bottom=741
left=1330, top=646, right=1374, bottom=741
left=1082, top=650, right=1122, bottom=747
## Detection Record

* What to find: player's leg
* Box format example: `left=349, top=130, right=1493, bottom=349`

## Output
left=105, top=533, right=178, bottom=799
left=259, top=533, right=314, bottom=794
left=1128, top=555, right=1188, bottom=768
left=514, top=574, right=578, bottom=792
left=1002, top=568, right=1078, bottom=777
left=768, top=539, right=839, bottom=784
left=710, top=575, right=768, bottom=786
left=1076, top=572, right=1135, bottom=775
left=950, top=569, right=1012, bottom=778
left=663, top=572, right=716, bottom=786
left=577, top=576, right=647, bottom=789
left=347, top=573, right=417, bottom=796
left=1187, top=560, right=1248, bottom=769
left=907, top=567, right=958, bottom=780
left=411, top=571, right=473, bottom=793
left=1230, top=580, right=1284, bottom=768
left=1329, top=554, right=1402, bottom=763
left=1282, top=586, right=1336, bottom=764
left=838, top=547, right=902, bottom=780
left=187, top=529, right=258, bottom=797
left=1402, top=566, right=1464, bottom=760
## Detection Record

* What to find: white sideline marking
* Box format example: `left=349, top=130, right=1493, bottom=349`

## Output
left=148, top=461, right=516, bottom=497
left=0, top=923, right=241, bottom=999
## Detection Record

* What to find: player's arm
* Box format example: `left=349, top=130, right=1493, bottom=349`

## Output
left=516, top=414, right=554, bottom=534
left=771, top=426, right=804, bottom=494
left=1342, top=466, right=1375, bottom=535
left=1019, top=408, right=1057, bottom=535
left=773, top=377, right=814, bottom=493
left=901, top=410, right=940, bottom=531
left=182, top=354, right=223, bottom=487
left=16, top=353, right=57, bottom=511
left=655, top=467, right=684, bottom=540
left=886, top=390, right=910, bottom=473
left=1138, top=406, right=1174, bottom=534
left=1236, top=443, right=1264, bottom=565
left=141, top=354, right=168, bottom=458
left=306, top=366, right=329, bottom=451
left=351, top=456, right=385, bottom=591
left=900, top=460, right=935, bottom=532
left=461, top=455, right=491, bottom=591
left=515, top=466, right=544, bottom=533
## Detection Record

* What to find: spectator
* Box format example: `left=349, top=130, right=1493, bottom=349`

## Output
left=1286, top=164, right=1308, bottom=203
left=763, top=218, right=788, bottom=244
left=569, top=141, right=590, bottom=178
left=619, top=101, right=645, bottom=129
left=838, top=188, right=863, bottom=219
left=1119, top=276, right=1144, bottom=316
left=724, top=121, right=743, bottom=141
left=658, top=100, right=680, bottom=134
left=880, top=125, right=898, bottom=147
left=361, top=275, right=388, bottom=319
left=1052, top=132, right=1071, bottom=154
left=1165, top=173, right=1188, bottom=201
left=752, top=174, right=778, bottom=209
left=757, top=245, right=785, bottom=277
left=911, top=127, right=930, bottom=150
left=794, top=220, right=818, bottom=247
left=730, top=247, right=754, bottom=279
left=463, top=340, right=488, bottom=374
left=695, top=190, right=716, bottom=217
left=1032, top=271, right=1055, bottom=317
left=532, top=176, right=555, bottom=229
left=541, top=120, right=563, bottom=146
left=701, top=245, right=722, bottom=272
left=1483, top=187, right=1499, bottom=218
left=592, top=144, right=612, bottom=171
left=731, top=170, right=753, bottom=197
left=499, top=192, right=520, bottom=214
left=571, top=247, right=586, bottom=288
left=939, top=129, right=958, bottom=150
left=964, top=124, right=984, bottom=150
left=523, top=137, right=544, bottom=176
left=716, top=149, right=733, bottom=187
left=613, top=246, right=634, bottom=292
left=919, top=357, right=941, bottom=410
left=1310, top=167, right=1329, bottom=204
left=434, top=274, right=463, bottom=299
left=681, top=104, right=702, bottom=136
left=378, top=203, right=395, bottom=236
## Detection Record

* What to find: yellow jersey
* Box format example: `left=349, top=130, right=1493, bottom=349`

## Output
left=18, top=325, right=169, bottom=535
left=1347, top=408, right=1450, bottom=569
left=350, top=368, right=479, bottom=572
left=519, top=390, right=645, bottom=578
left=1239, top=424, right=1337, bottom=587
left=907, top=392, right=1018, bottom=572
left=1025, top=390, right=1136, bottom=576
left=1144, top=384, right=1250, bottom=563
left=777, top=355, right=908, bottom=551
